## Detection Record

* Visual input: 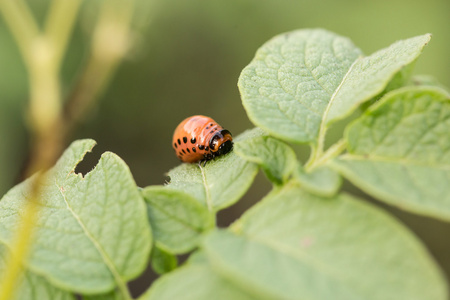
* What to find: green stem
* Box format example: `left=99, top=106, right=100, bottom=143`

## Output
left=0, top=194, right=39, bottom=300
left=305, top=143, right=319, bottom=170
left=28, top=38, right=61, bottom=134
left=0, top=0, right=39, bottom=66
left=305, top=139, right=347, bottom=171
left=307, top=58, right=358, bottom=170
left=0, top=1, right=138, bottom=299
left=0, top=1, right=82, bottom=299
left=63, top=0, right=135, bottom=133
left=305, top=119, right=329, bottom=170
left=45, top=0, right=83, bottom=66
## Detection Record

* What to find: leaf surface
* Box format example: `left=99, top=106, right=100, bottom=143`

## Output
left=239, top=29, right=430, bottom=144
left=150, top=246, right=177, bottom=275
left=239, top=29, right=361, bottom=143
left=0, top=140, right=152, bottom=293
left=332, top=87, right=450, bottom=220
left=202, top=184, right=447, bottom=300
left=325, top=34, right=431, bottom=124
left=140, top=260, right=255, bottom=300
left=0, top=245, right=74, bottom=300
left=234, top=136, right=297, bottom=184
left=142, top=186, right=214, bottom=254
left=294, top=165, right=341, bottom=196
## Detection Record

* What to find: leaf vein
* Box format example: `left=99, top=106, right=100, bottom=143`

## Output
left=56, top=181, right=129, bottom=298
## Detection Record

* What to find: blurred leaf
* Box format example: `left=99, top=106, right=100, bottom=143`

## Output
left=83, top=290, right=123, bottom=300
left=204, top=184, right=445, bottom=300
left=294, top=165, right=341, bottom=197
left=238, top=29, right=362, bottom=144
left=332, top=87, right=450, bottom=221
left=150, top=246, right=177, bottom=275
left=140, top=259, right=254, bottom=300
left=382, top=60, right=417, bottom=93
left=166, top=128, right=264, bottom=212
left=142, top=186, right=214, bottom=254
left=234, top=136, right=297, bottom=185
left=0, top=245, right=75, bottom=300
left=0, top=140, right=152, bottom=294
left=407, top=75, right=449, bottom=91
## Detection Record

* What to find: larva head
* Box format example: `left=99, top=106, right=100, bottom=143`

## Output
left=209, top=129, right=233, bottom=156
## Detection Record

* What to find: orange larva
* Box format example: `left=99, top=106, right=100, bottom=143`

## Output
left=172, top=115, right=233, bottom=163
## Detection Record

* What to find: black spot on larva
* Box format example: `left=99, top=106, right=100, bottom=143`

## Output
left=192, top=147, right=196, bottom=152
left=210, top=123, right=213, bottom=126
left=182, top=149, right=186, bottom=154
left=179, top=151, right=183, bottom=156
left=183, top=137, right=187, bottom=143
left=191, top=137, right=196, bottom=144
left=174, top=143, right=178, bottom=148
left=210, top=130, right=214, bottom=134
left=177, top=139, right=181, bottom=145
left=198, top=145, right=205, bottom=150
left=205, top=146, right=209, bottom=151
left=206, top=126, right=209, bottom=130
left=186, top=148, right=190, bottom=153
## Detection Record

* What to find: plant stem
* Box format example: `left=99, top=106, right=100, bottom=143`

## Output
left=45, top=0, right=83, bottom=66
left=0, top=1, right=139, bottom=299
left=0, top=1, right=79, bottom=299
left=305, top=138, right=347, bottom=172
left=0, top=0, right=38, bottom=65
left=0, top=197, right=39, bottom=300
left=305, top=117, right=330, bottom=170
left=28, top=37, right=61, bottom=135
left=63, top=0, right=134, bottom=135
left=308, top=139, right=347, bottom=170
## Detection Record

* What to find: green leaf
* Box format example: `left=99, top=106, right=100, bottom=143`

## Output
left=204, top=184, right=447, bottom=300
left=239, top=29, right=362, bottom=144
left=0, top=244, right=75, bottom=300
left=139, top=259, right=255, bottom=300
left=166, top=128, right=264, bottom=212
left=325, top=34, right=431, bottom=124
left=0, top=140, right=152, bottom=294
left=294, top=165, right=341, bottom=197
left=381, top=59, right=417, bottom=93
left=407, top=75, right=449, bottom=91
left=83, top=290, right=123, bottom=300
left=142, top=186, right=214, bottom=254
left=150, top=246, right=178, bottom=275
left=332, top=87, right=450, bottom=220
left=234, top=136, right=297, bottom=184
left=239, top=29, right=431, bottom=145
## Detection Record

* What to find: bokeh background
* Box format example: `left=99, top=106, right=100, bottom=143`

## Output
left=1, top=0, right=449, bottom=296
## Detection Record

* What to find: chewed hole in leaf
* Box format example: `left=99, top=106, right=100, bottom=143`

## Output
left=73, top=147, right=102, bottom=177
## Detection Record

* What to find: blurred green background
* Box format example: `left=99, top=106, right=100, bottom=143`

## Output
left=1, top=0, right=449, bottom=296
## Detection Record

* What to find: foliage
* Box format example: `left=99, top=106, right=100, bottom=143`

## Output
left=1, top=25, right=449, bottom=300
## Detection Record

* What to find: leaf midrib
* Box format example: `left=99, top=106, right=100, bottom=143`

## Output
left=316, top=57, right=360, bottom=148
left=198, top=165, right=212, bottom=212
